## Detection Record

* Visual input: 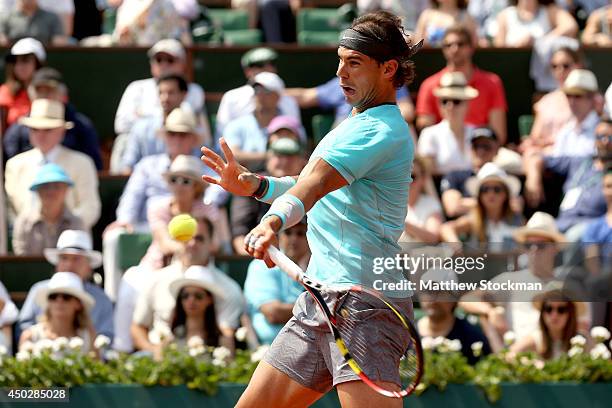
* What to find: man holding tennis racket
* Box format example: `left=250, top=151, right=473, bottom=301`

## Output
left=202, top=11, right=420, bottom=407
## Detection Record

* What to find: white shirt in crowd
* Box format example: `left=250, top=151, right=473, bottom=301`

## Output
left=551, top=110, right=599, bottom=158
left=132, top=262, right=244, bottom=340
left=215, top=84, right=301, bottom=138
left=114, top=77, right=205, bottom=135
left=398, top=195, right=442, bottom=243
left=0, top=280, right=18, bottom=328
left=417, top=120, right=474, bottom=174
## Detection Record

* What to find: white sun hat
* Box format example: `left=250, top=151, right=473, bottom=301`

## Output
left=35, top=272, right=95, bottom=312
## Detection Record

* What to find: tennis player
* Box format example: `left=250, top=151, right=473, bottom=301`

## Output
left=202, top=11, right=419, bottom=408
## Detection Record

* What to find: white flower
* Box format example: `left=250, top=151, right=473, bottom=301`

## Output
left=212, top=358, right=227, bottom=367
left=533, top=359, right=545, bottom=370
left=590, top=326, right=611, bottom=343
left=125, top=361, right=134, bottom=372
left=16, top=351, right=30, bottom=361
left=0, top=345, right=8, bottom=356
left=21, top=341, right=35, bottom=353
left=432, top=336, right=445, bottom=349
left=189, top=346, right=206, bottom=357
left=609, top=339, right=612, bottom=350
left=568, top=346, right=583, bottom=357
left=158, top=325, right=174, bottom=342
left=53, top=337, right=69, bottom=352
left=64, top=358, right=74, bottom=366
left=467, top=314, right=479, bottom=326
left=570, top=335, right=587, bottom=347
left=105, top=350, right=120, bottom=361
left=503, top=331, right=516, bottom=346
left=421, top=336, right=435, bottom=351
left=212, top=346, right=231, bottom=361
left=471, top=341, right=483, bottom=357
left=33, top=339, right=54, bottom=356
left=250, top=345, right=270, bottom=363
left=235, top=327, right=248, bottom=342
left=69, top=337, right=84, bottom=350
left=590, top=343, right=611, bottom=360
left=94, top=335, right=111, bottom=350
left=187, top=336, right=204, bottom=350
left=447, top=339, right=462, bottom=352
left=519, top=356, right=532, bottom=366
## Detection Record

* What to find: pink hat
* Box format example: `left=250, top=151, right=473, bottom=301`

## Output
left=267, top=115, right=301, bottom=136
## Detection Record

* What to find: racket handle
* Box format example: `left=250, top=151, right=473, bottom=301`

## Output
left=267, top=246, right=303, bottom=282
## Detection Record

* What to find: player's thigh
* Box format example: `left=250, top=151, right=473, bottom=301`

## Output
left=235, top=361, right=324, bottom=408
left=336, top=380, right=403, bottom=408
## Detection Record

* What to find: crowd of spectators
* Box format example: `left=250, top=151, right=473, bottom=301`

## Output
left=0, top=3, right=611, bottom=367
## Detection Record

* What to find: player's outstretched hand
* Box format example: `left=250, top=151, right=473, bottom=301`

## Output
left=201, top=138, right=260, bottom=196
left=244, top=218, right=279, bottom=268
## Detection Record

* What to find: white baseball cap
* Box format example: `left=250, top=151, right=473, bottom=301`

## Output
left=562, top=69, right=598, bottom=95
left=148, top=39, right=186, bottom=60
left=10, top=38, right=46, bottom=62
left=251, top=72, right=285, bottom=94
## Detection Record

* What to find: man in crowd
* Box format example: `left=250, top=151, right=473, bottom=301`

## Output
left=4, top=99, right=101, bottom=229
left=417, top=268, right=491, bottom=364
left=416, top=24, right=507, bottom=144
left=18, top=230, right=114, bottom=340
left=244, top=218, right=308, bottom=344
left=111, top=39, right=210, bottom=172
left=3, top=67, right=103, bottom=170
left=130, top=218, right=243, bottom=355
left=230, top=137, right=307, bottom=254
left=0, top=0, right=68, bottom=45
left=119, top=75, right=196, bottom=173
left=215, top=47, right=300, bottom=140
left=550, top=69, right=600, bottom=158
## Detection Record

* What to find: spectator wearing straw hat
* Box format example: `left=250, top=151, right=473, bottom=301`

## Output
left=549, top=69, right=600, bottom=158
left=4, top=99, right=100, bottom=229
left=3, top=67, right=103, bottom=169
left=12, top=163, right=83, bottom=255
left=416, top=25, right=507, bottom=143
left=215, top=48, right=300, bottom=141
left=417, top=268, right=491, bottom=364
left=18, top=230, right=114, bottom=340
left=459, top=212, right=590, bottom=351
left=417, top=71, right=480, bottom=174
left=19, top=272, right=96, bottom=353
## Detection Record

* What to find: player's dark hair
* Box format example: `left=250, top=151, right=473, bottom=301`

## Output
left=350, top=11, right=417, bottom=88
left=158, top=73, right=188, bottom=93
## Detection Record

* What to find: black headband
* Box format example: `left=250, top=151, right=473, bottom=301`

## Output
left=338, top=28, right=424, bottom=61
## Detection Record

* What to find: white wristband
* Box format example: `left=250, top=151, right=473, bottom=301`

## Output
left=261, top=193, right=305, bottom=231
left=258, top=176, right=297, bottom=204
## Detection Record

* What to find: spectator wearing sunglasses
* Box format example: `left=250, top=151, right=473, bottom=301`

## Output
left=111, top=39, right=210, bottom=172
left=416, top=25, right=507, bottom=144
left=12, top=163, right=83, bottom=255
left=459, top=212, right=590, bottom=351
left=215, top=48, right=300, bottom=142
left=169, top=266, right=234, bottom=350
left=244, top=218, right=308, bottom=344
left=441, top=127, right=523, bottom=218
left=418, top=71, right=479, bottom=174
left=139, top=154, right=231, bottom=271
left=521, top=47, right=584, bottom=156
left=130, top=218, right=243, bottom=357
left=511, top=282, right=589, bottom=359
left=19, top=272, right=96, bottom=353
left=440, top=163, right=523, bottom=251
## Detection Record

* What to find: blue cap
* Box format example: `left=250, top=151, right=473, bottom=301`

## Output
left=30, top=163, right=73, bottom=191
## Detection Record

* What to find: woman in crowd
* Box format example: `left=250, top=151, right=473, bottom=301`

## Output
left=511, top=284, right=588, bottom=359
left=521, top=46, right=583, bottom=155
left=139, top=154, right=231, bottom=270
left=169, top=266, right=234, bottom=350
left=19, top=272, right=96, bottom=353
left=415, top=0, right=478, bottom=47
left=440, top=163, right=523, bottom=250
left=494, top=0, right=578, bottom=47
left=417, top=71, right=478, bottom=174
left=398, top=156, right=443, bottom=244
left=0, top=38, right=45, bottom=130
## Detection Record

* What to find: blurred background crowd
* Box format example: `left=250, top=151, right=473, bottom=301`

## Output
left=0, top=0, right=611, bottom=366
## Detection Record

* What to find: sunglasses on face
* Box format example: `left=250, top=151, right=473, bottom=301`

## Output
left=48, top=293, right=76, bottom=302
left=543, top=304, right=569, bottom=315
left=596, top=134, right=611, bottom=142
left=479, top=185, right=505, bottom=194
left=442, top=41, right=467, bottom=49
left=180, top=290, right=209, bottom=301
left=152, top=55, right=177, bottom=65
left=169, top=176, right=194, bottom=186
left=440, top=99, right=464, bottom=106
left=550, top=63, right=571, bottom=70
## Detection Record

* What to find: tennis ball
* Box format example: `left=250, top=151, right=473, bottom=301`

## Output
left=168, top=214, right=197, bottom=242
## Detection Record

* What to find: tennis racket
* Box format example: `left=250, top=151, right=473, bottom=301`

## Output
left=267, top=246, right=424, bottom=398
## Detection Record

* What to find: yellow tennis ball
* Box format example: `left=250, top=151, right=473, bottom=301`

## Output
left=168, top=214, right=197, bottom=242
